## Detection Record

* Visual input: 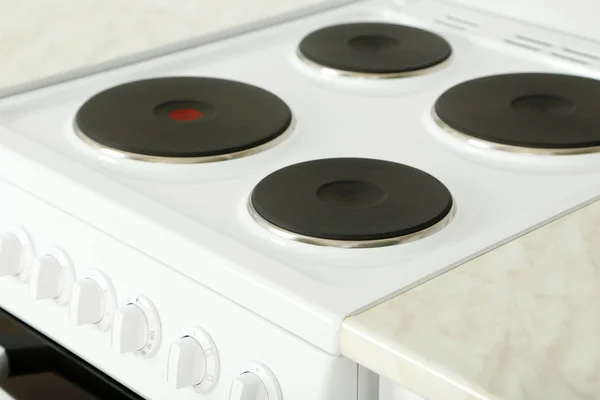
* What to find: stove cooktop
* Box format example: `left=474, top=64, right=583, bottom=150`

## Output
left=1, top=0, right=600, bottom=353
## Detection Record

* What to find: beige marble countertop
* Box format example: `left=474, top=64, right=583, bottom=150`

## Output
left=0, top=0, right=332, bottom=91
left=342, top=199, right=600, bottom=400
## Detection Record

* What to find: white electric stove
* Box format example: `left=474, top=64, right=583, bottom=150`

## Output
left=1, top=0, right=599, bottom=399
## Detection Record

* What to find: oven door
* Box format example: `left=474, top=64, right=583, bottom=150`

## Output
left=0, top=308, right=143, bottom=400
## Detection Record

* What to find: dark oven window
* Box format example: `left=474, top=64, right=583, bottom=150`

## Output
left=0, top=308, right=143, bottom=400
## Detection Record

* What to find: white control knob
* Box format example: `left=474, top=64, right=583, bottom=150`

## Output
left=0, top=233, right=22, bottom=275
left=167, top=337, right=206, bottom=389
left=229, top=373, right=268, bottom=400
left=29, top=249, right=75, bottom=305
left=0, top=230, right=34, bottom=281
left=231, top=363, right=282, bottom=400
left=167, top=326, right=219, bottom=393
left=30, top=255, right=62, bottom=300
left=112, top=304, right=148, bottom=354
left=111, top=295, right=161, bottom=358
left=71, top=279, right=104, bottom=325
left=69, top=270, right=116, bottom=330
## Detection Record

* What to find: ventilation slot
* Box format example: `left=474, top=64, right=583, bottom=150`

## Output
left=435, top=14, right=479, bottom=31
left=550, top=52, right=591, bottom=65
left=514, top=35, right=552, bottom=48
left=504, top=34, right=600, bottom=66
left=445, top=15, right=479, bottom=27
left=504, top=39, right=543, bottom=52
left=562, top=47, right=599, bottom=61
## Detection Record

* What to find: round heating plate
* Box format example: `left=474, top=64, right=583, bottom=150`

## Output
left=297, top=22, right=452, bottom=79
left=249, top=158, right=454, bottom=248
left=433, top=73, right=600, bottom=155
left=74, top=77, right=293, bottom=163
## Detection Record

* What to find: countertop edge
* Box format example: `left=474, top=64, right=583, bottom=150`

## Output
left=340, top=198, right=600, bottom=400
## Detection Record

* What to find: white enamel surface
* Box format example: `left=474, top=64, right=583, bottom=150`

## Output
left=451, top=0, right=600, bottom=41
left=0, top=178, right=359, bottom=400
left=379, top=377, right=425, bottom=400
left=1, top=0, right=600, bottom=353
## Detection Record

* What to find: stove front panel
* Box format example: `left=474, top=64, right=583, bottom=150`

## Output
left=0, top=178, right=357, bottom=400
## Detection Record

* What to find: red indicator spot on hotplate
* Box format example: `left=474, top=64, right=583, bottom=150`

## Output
left=169, top=108, right=202, bottom=121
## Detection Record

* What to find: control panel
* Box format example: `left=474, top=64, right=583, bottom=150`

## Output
left=0, top=177, right=358, bottom=399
